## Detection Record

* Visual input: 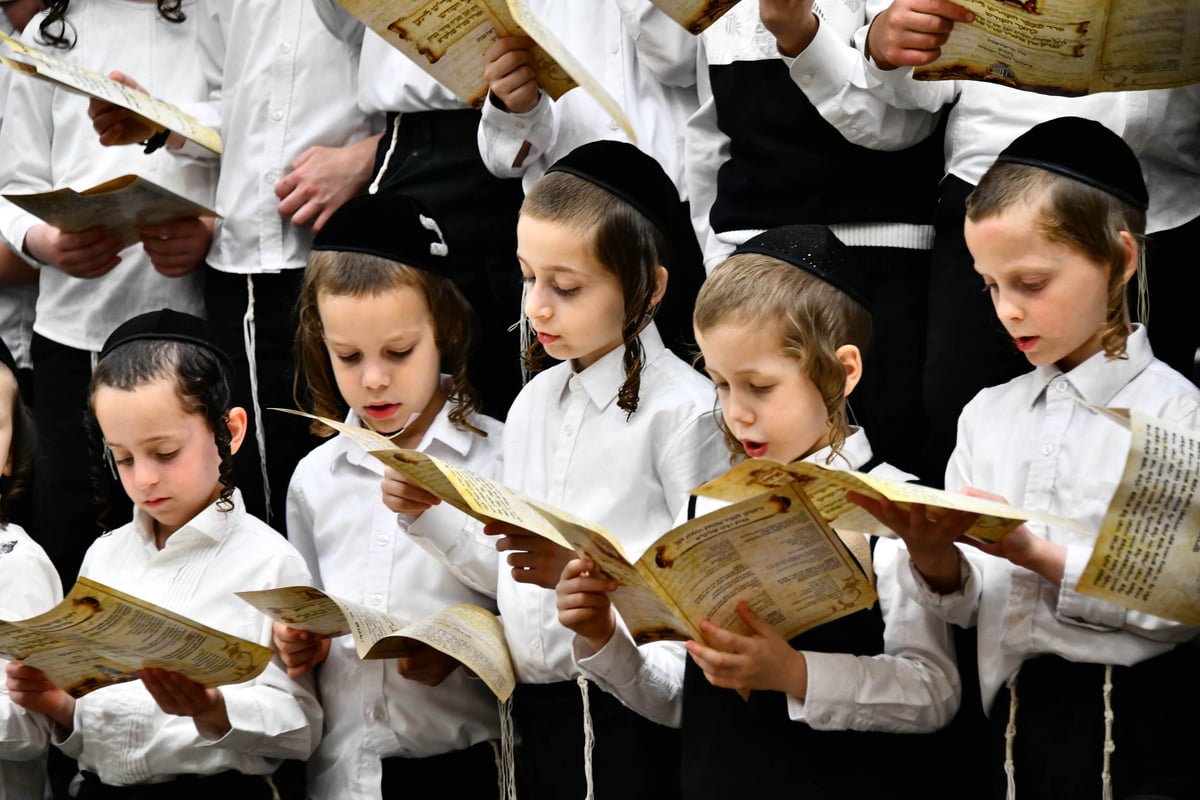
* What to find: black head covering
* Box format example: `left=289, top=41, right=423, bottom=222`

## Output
left=100, top=309, right=232, bottom=371
left=0, top=337, right=16, bottom=378
left=311, top=193, right=456, bottom=276
left=545, top=140, right=706, bottom=360
left=995, top=116, right=1148, bottom=211
left=733, top=225, right=872, bottom=313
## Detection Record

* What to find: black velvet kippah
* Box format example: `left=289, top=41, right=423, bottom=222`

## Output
left=0, top=337, right=16, bottom=378
left=995, top=116, right=1148, bottom=211
left=733, top=225, right=872, bottom=313
left=311, top=193, right=454, bottom=276
left=544, top=140, right=707, bottom=360
left=100, top=309, right=232, bottom=371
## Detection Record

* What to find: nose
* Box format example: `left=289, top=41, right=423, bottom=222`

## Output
left=724, top=389, right=754, bottom=426
left=994, top=288, right=1023, bottom=321
left=362, top=358, right=390, bottom=391
left=524, top=281, right=552, bottom=321
left=132, top=459, right=159, bottom=490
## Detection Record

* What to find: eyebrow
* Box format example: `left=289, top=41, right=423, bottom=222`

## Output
left=104, top=434, right=178, bottom=449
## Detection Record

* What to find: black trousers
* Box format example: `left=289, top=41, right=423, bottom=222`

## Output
left=512, top=679, right=682, bottom=800
left=380, top=740, right=498, bottom=798
left=203, top=267, right=319, bottom=531
left=369, top=109, right=526, bottom=421
left=30, top=334, right=130, bottom=587
left=986, top=647, right=1200, bottom=800
left=76, top=770, right=274, bottom=800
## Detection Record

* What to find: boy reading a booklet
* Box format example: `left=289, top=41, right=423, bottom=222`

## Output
left=5, top=310, right=320, bottom=796
left=556, top=225, right=964, bottom=799
left=851, top=118, right=1200, bottom=800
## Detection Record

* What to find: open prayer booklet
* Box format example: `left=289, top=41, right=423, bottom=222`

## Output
left=278, top=410, right=879, bottom=647
left=333, top=0, right=633, bottom=137
left=0, top=31, right=222, bottom=153
left=3, top=175, right=218, bottom=248
left=913, top=0, right=1200, bottom=95
left=0, top=578, right=271, bottom=698
left=237, top=587, right=515, bottom=701
left=692, top=458, right=1088, bottom=544
left=1075, top=407, right=1200, bottom=625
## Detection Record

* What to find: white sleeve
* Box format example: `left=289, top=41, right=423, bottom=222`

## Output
left=683, top=43, right=734, bottom=272
left=783, top=12, right=953, bottom=152
left=574, top=627, right=685, bottom=728
left=310, top=0, right=365, bottom=47
left=405, top=509, right=499, bottom=598
left=0, top=30, right=56, bottom=257
left=789, top=539, right=961, bottom=732
left=476, top=91, right=556, bottom=180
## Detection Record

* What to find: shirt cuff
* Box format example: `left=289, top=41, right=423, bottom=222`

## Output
left=1056, top=544, right=1125, bottom=628
left=574, top=627, right=643, bottom=690
left=786, top=16, right=867, bottom=100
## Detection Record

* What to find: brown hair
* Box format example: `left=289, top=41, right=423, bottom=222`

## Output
left=296, top=251, right=484, bottom=437
left=519, top=171, right=668, bottom=417
left=966, top=162, right=1145, bottom=360
left=693, top=253, right=872, bottom=463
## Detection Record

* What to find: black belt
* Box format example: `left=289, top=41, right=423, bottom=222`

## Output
left=76, top=770, right=273, bottom=800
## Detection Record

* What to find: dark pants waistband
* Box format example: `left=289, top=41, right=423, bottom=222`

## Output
left=385, top=107, right=483, bottom=142
left=380, top=740, right=498, bottom=798
left=76, top=770, right=273, bottom=800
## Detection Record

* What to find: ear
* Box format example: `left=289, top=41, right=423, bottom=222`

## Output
left=2, top=452, right=11, bottom=478
left=1118, top=230, right=1138, bottom=285
left=836, top=345, right=863, bottom=400
left=226, top=406, right=248, bottom=456
left=650, top=265, right=668, bottom=309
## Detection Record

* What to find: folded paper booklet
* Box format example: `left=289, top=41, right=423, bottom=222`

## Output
left=691, top=458, right=1087, bottom=544
left=335, top=0, right=633, bottom=137
left=0, top=578, right=272, bottom=698
left=4, top=174, right=218, bottom=248
left=913, top=0, right=1200, bottom=96
left=647, top=0, right=740, bottom=34
left=0, top=31, right=222, bottom=153
left=1076, top=407, right=1200, bottom=625
left=237, top=586, right=514, bottom=700
left=281, top=410, right=877, bottom=646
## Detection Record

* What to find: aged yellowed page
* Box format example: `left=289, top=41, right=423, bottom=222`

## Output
left=913, top=0, right=1105, bottom=95
left=334, top=0, right=572, bottom=108
left=0, top=578, right=271, bottom=698
left=634, top=484, right=876, bottom=644
left=1077, top=410, right=1200, bottom=624
left=643, top=0, right=741, bottom=33
left=238, top=586, right=515, bottom=699
left=914, top=0, right=1200, bottom=94
left=693, top=458, right=1086, bottom=544
left=1096, top=0, right=1200, bottom=90
left=0, top=31, right=222, bottom=153
left=3, top=175, right=218, bottom=247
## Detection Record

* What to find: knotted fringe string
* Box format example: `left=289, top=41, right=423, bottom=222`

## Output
left=498, top=696, right=517, bottom=800
left=1102, top=664, right=1115, bottom=800
left=508, top=281, right=532, bottom=385
left=1004, top=672, right=1019, bottom=800
left=578, top=676, right=595, bottom=800
left=368, top=115, right=402, bottom=196
left=265, top=774, right=281, bottom=800
left=242, top=274, right=270, bottom=521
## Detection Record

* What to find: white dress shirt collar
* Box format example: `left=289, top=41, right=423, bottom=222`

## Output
left=130, top=488, right=247, bottom=552
left=1026, top=324, right=1154, bottom=408
left=557, top=322, right=668, bottom=411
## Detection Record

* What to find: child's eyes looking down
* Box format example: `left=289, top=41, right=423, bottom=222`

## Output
left=521, top=272, right=581, bottom=298
left=110, top=450, right=179, bottom=467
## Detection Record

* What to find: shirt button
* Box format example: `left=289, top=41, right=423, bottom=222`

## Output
left=609, top=42, right=619, bottom=55
left=563, top=425, right=574, bottom=436
left=608, top=120, right=619, bottom=131
left=376, top=534, right=389, bottom=546
left=1054, top=380, right=1068, bottom=392
left=272, top=110, right=284, bottom=122
left=281, top=42, right=292, bottom=53
left=530, top=639, right=540, bottom=650
left=264, top=171, right=277, bottom=183
left=1041, top=444, right=1055, bottom=456
left=369, top=594, right=383, bottom=606
left=370, top=707, right=383, bottom=721
left=798, top=73, right=813, bottom=87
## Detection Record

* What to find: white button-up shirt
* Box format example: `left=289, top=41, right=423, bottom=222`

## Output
left=788, top=24, right=1200, bottom=234
left=286, top=405, right=504, bottom=800
left=477, top=0, right=698, bottom=194
left=0, top=0, right=215, bottom=350
left=54, top=491, right=321, bottom=785
left=910, top=326, right=1200, bottom=713
left=0, top=524, right=62, bottom=798
left=190, top=0, right=377, bottom=275
left=574, top=428, right=961, bottom=733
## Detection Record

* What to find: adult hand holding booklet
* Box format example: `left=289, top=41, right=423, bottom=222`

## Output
left=237, top=586, right=515, bottom=700
left=279, top=410, right=878, bottom=648
left=0, top=31, right=222, bottom=153
left=3, top=175, right=219, bottom=248
left=0, top=578, right=271, bottom=699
